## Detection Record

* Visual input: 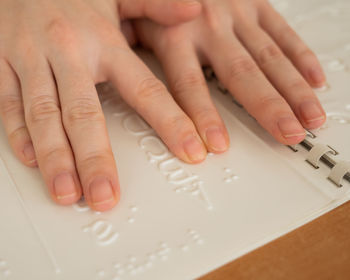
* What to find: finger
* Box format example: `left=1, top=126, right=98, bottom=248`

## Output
left=121, top=20, right=137, bottom=46
left=14, top=54, right=82, bottom=205
left=258, top=1, right=326, bottom=88
left=118, top=0, right=202, bottom=25
left=235, top=23, right=326, bottom=129
left=155, top=42, right=229, bottom=153
left=204, top=35, right=306, bottom=145
left=50, top=53, right=120, bottom=212
left=0, top=59, right=37, bottom=167
left=104, top=47, right=207, bottom=163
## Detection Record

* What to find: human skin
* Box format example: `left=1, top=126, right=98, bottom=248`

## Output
left=131, top=0, right=327, bottom=152
left=0, top=0, right=202, bottom=211
left=0, top=0, right=327, bottom=212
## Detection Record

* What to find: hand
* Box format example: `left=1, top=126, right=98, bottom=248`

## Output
left=0, top=0, right=202, bottom=211
left=132, top=0, right=327, bottom=151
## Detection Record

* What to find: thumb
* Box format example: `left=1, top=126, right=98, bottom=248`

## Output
left=118, top=0, right=202, bottom=25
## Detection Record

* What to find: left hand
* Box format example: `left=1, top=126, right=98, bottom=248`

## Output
left=130, top=0, right=327, bottom=150
left=0, top=0, right=202, bottom=211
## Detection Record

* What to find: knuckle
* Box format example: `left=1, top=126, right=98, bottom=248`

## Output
left=172, top=70, right=206, bottom=96
left=0, top=94, right=23, bottom=117
left=78, top=150, right=114, bottom=170
left=12, top=38, right=37, bottom=65
left=296, top=48, right=316, bottom=60
left=134, top=77, right=166, bottom=109
left=227, top=56, right=259, bottom=79
left=279, top=26, right=296, bottom=41
left=192, top=107, right=218, bottom=122
left=45, top=17, right=77, bottom=48
left=8, top=126, right=27, bottom=142
left=27, top=95, right=60, bottom=124
left=258, top=44, right=284, bottom=65
left=161, top=114, right=193, bottom=132
left=63, top=97, right=104, bottom=126
left=96, top=19, right=127, bottom=46
left=254, top=96, right=287, bottom=112
left=41, top=146, right=71, bottom=163
left=161, top=29, right=184, bottom=46
left=287, top=79, right=309, bottom=92
left=203, top=7, right=226, bottom=33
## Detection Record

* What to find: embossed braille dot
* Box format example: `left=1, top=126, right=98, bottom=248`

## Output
left=161, top=255, right=169, bottom=261
left=328, top=113, right=350, bottom=124
left=117, top=269, right=125, bottom=275
left=197, top=239, right=204, bottom=245
left=97, top=270, right=105, bottom=277
left=72, top=200, right=90, bottom=212
left=181, top=245, right=189, bottom=252
left=191, top=189, right=201, bottom=196
left=188, top=229, right=196, bottom=235
left=328, top=59, right=347, bottom=71
left=223, top=168, right=239, bottom=183
left=157, top=250, right=166, bottom=256
left=224, top=174, right=239, bottom=183
left=82, top=220, right=119, bottom=246
left=0, top=259, right=11, bottom=277
left=193, top=234, right=200, bottom=240
left=128, top=217, right=135, bottom=223
left=113, top=263, right=121, bottom=269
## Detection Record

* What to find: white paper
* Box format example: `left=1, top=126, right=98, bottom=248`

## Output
left=0, top=0, right=349, bottom=279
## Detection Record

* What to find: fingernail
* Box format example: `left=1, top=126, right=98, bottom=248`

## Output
left=180, top=0, right=201, bottom=6
left=23, top=142, right=36, bottom=164
left=299, top=101, right=326, bottom=126
left=54, top=173, right=78, bottom=200
left=278, top=117, right=306, bottom=139
left=183, top=135, right=206, bottom=162
left=205, top=126, right=228, bottom=153
left=89, top=177, right=115, bottom=206
left=309, top=68, right=326, bottom=87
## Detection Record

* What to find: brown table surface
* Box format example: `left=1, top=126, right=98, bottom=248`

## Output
left=200, top=201, right=350, bottom=280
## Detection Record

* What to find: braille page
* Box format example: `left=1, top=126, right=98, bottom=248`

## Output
left=0, top=0, right=349, bottom=280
